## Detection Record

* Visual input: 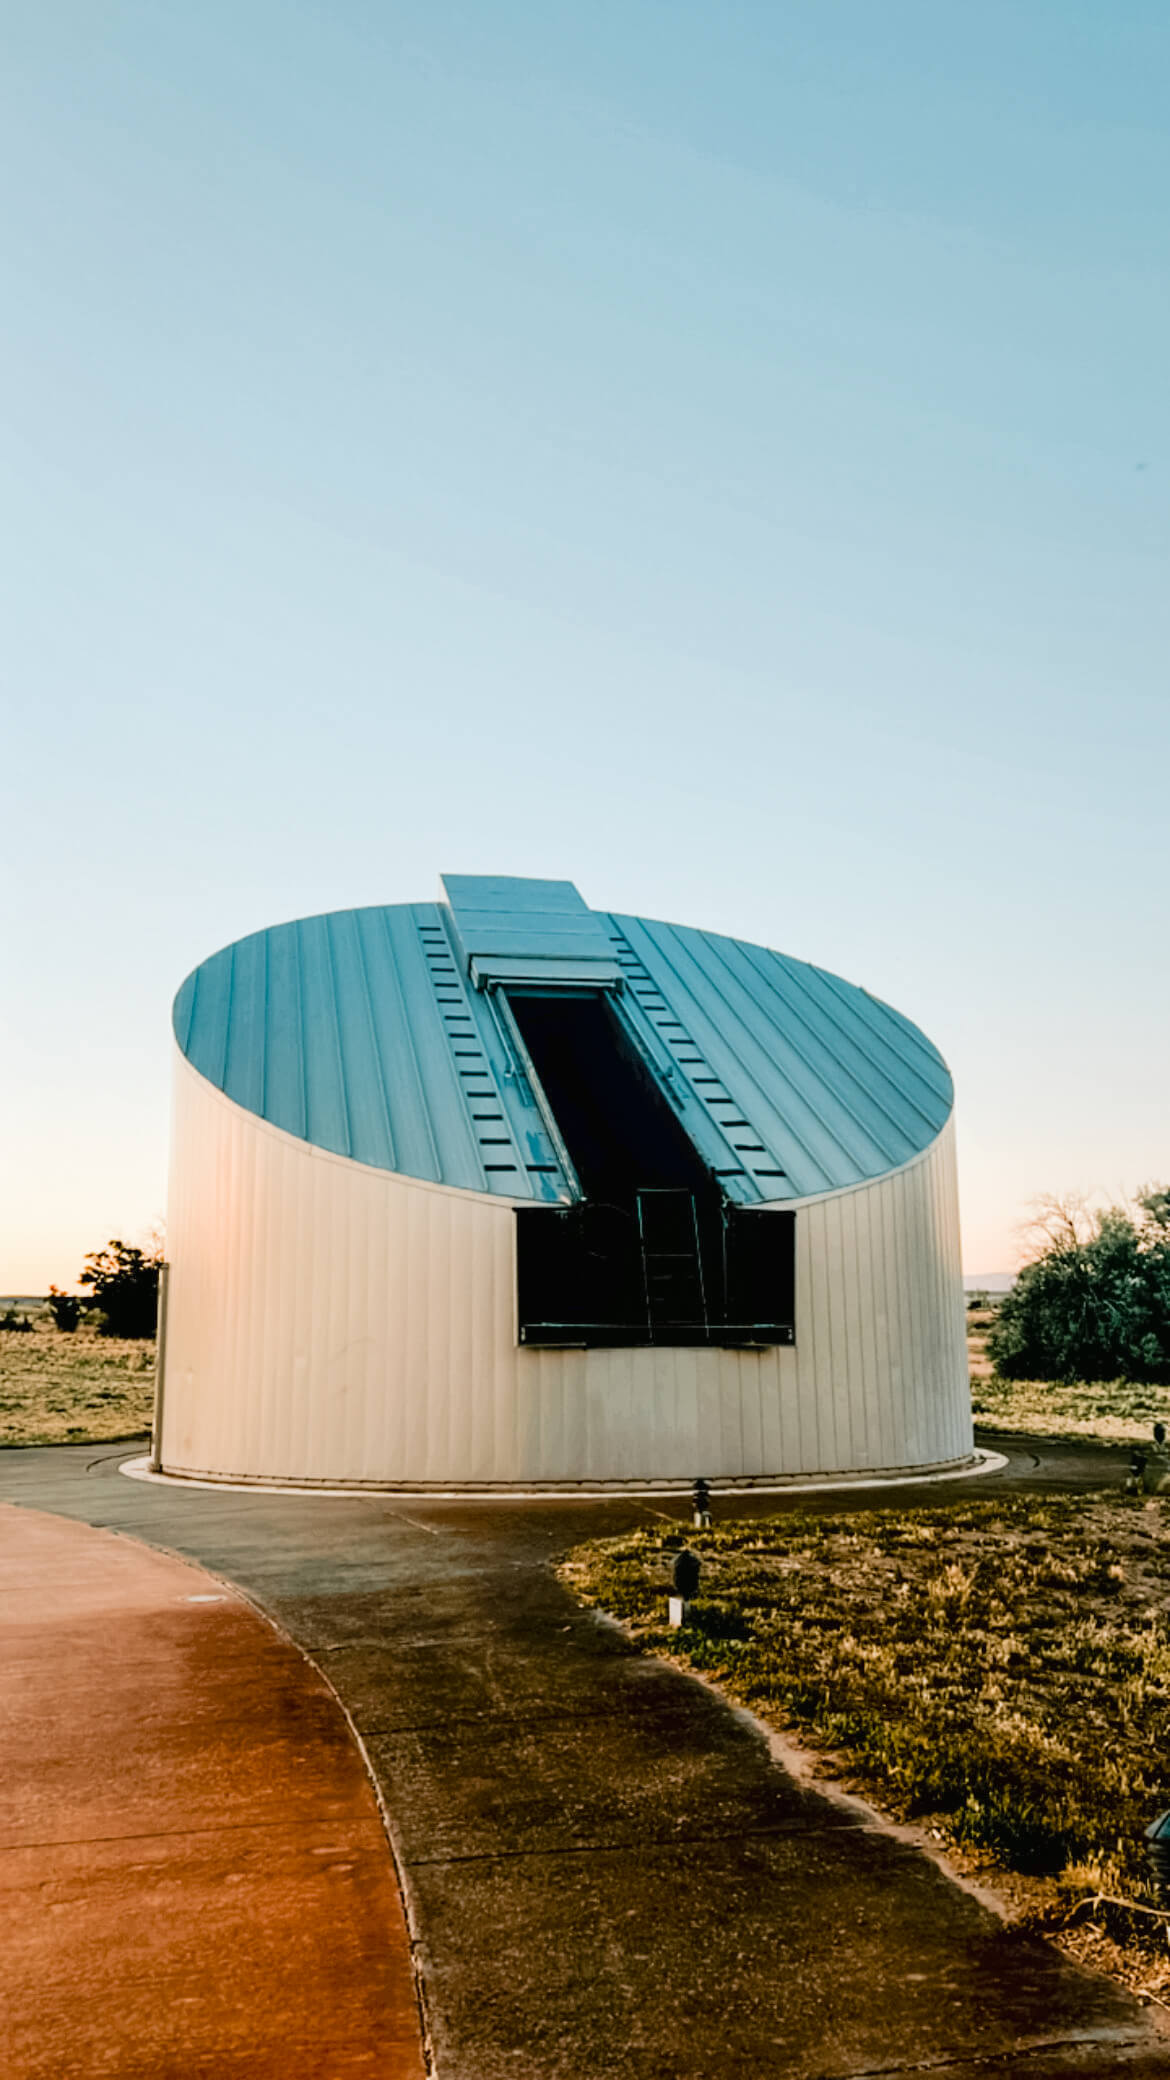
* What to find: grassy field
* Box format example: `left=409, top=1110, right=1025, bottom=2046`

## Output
left=0, top=1314, right=155, bottom=1446
left=968, top=1309, right=1168, bottom=1444
left=560, top=1493, right=1170, bottom=1993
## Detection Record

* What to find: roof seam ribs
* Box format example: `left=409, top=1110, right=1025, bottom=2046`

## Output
left=172, top=882, right=953, bottom=1201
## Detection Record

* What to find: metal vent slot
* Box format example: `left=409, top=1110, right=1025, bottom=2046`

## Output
left=414, top=916, right=542, bottom=1197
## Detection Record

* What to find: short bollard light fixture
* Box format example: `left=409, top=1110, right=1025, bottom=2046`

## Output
left=669, top=1548, right=701, bottom=1628
left=1145, top=1810, right=1170, bottom=1902
left=693, top=1477, right=712, bottom=1530
left=1128, top=1424, right=1170, bottom=1495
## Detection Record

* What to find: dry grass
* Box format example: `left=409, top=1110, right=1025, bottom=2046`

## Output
left=560, top=1493, right=1170, bottom=1992
left=0, top=1314, right=155, bottom=1446
left=968, top=1309, right=1167, bottom=1444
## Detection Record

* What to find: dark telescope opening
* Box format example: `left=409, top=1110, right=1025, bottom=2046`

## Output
left=506, top=992, right=708, bottom=1201
left=508, top=990, right=795, bottom=1349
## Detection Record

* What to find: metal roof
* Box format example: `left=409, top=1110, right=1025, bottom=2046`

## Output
left=172, top=880, right=954, bottom=1204
left=442, top=874, right=624, bottom=990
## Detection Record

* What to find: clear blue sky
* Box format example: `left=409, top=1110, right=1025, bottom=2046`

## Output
left=3, top=1, right=1167, bottom=1289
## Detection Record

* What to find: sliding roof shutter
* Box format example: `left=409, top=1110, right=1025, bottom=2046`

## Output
left=442, top=875, right=624, bottom=991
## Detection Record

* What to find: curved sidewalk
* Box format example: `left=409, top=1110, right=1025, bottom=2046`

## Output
left=0, top=1504, right=425, bottom=2080
left=4, top=1442, right=1170, bottom=2077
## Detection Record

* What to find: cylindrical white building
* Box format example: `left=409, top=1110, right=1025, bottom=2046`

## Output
left=159, top=875, right=970, bottom=1489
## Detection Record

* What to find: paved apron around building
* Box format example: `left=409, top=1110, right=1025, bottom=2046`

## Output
left=2, top=1436, right=1167, bottom=2080
left=0, top=1502, right=425, bottom=2080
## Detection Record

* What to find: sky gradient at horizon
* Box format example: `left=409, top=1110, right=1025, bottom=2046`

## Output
left=2, top=1, right=1167, bottom=1290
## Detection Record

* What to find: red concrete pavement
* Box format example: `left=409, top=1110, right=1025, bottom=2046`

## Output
left=0, top=1503, right=427, bottom=2079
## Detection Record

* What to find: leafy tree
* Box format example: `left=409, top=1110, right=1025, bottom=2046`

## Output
left=988, top=1188, right=1170, bottom=1385
left=78, top=1239, right=163, bottom=1339
left=47, top=1286, right=82, bottom=1332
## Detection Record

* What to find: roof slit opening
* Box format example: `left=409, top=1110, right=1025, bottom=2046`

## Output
left=506, top=989, right=795, bottom=1348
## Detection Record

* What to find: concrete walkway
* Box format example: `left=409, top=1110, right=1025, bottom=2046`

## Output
left=2, top=1440, right=1168, bottom=2078
left=0, top=1504, right=425, bottom=2080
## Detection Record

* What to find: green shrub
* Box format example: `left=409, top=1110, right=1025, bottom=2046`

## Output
left=47, top=1287, right=82, bottom=1332
left=988, top=1189, right=1170, bottom=1385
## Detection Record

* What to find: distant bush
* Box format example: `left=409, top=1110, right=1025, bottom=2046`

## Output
left=47, top=1286, right=82, bottom=1332
left=988, top=1189, right=1170, bottom=1385
left=0, top=1307, right=33, bottom=1334
left=78, top=1239, right=163, bottom=1340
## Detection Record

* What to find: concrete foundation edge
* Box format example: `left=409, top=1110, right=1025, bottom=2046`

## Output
left=121, top=1447, right=1007, bottom=1501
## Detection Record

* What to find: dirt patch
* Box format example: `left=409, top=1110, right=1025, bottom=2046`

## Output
left=559, top=1491, right=1170, bottom=2002
left=0, top=1316, right=155, bottom=1445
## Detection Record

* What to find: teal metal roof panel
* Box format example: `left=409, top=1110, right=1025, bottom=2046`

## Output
left=606, top=916, right=952, bottom=1200
left=173, top=905, right=573, bottom=1201
left=173, top=884, right=954, bottom=1201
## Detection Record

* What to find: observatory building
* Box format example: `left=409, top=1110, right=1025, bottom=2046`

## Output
left=158, top=876, right=970, bottom=1489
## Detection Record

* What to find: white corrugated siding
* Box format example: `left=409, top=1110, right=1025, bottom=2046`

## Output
left=162, top=1048, right=971, bottom=1486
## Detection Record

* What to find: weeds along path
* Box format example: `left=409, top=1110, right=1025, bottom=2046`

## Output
left=560, top=1492, right=1170, bottom=1998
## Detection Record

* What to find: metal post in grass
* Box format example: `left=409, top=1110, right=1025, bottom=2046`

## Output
left=150, top=1262, right=170, bottom=1475
left=669, top=1548, right=700, bottom=1628
left=1145, top=1811, right=1170, bottom=1902
left=1134, top=1424, right=1170, bottom=1495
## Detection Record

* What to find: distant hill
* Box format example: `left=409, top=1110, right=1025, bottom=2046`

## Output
left=963, top=1273, right=1015, bottom=1295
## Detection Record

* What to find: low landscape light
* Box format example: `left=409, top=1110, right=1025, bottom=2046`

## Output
left=668, top=1547, right=701, bottom=1628
left=693, top=1476, right=712, bottom=1529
